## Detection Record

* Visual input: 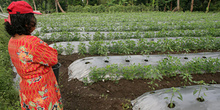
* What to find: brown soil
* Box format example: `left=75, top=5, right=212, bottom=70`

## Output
left=58, top=53, right=220, bottom=110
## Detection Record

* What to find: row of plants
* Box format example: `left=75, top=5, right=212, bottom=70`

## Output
left=37, top=20, right=220, bottom=33
left=83, top=22, right=220, bottom=32
left=37, top=12, right=220, bottom=27
left=67, top=4, right=151, bottom=13
left=0, top=19, right=21, bottom=110
left=35, top=12, right=220, bottom=33
left=85, top=55, right=219, bottom=108
left=164, top=80, right=208, bottom=108
left=53, top=36, right=220, bottom=55
left=37, top=28, right=220, bottom=42
left=84, top=56, right=220, bottom=83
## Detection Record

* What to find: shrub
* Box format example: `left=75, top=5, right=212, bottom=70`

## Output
left=0, top=19, right=21, bottom=110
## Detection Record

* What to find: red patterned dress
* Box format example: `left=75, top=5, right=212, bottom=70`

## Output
left=8, top=35, right=63, bottom=110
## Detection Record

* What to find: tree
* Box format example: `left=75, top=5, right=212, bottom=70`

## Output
left=55, top=0, right=65, bottom=13
left=190, top=0, right=194, bottom=12
left=170, top=1, right=173, bottom=11
left=177, top=0, right=180, bottom=11
left=172, top=0, right=180, bottom=12
left=33, top=0, right=36, bottom=11
left=206, top=0, right=211, bottom=13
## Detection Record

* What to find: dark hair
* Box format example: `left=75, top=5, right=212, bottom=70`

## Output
left=4, top=13, right=37, bottom=37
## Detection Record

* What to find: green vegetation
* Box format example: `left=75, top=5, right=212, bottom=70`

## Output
left=1, top=0, right=220, bottom=13
left=42, top=29, right=220, bottom=42
left=53, top=36, right=220, bottom=55
left=1, top=10, right=220, bottom=109
left=35, top=12, right=220, bottom=34
left=0, top=19, right=21, bottom=110
left=193, top=80, right=208, bottom=102
left=164, top=87, right=183, bottom=108
left=85, top=57, right=220, bottom=83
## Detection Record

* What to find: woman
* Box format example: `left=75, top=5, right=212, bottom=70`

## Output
left=4, top=1, right=63, bottom=110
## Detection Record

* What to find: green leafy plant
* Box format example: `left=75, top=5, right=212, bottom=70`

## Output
left=157, top=55, right=182, bottom=77
left=184, top=57, right=220, bottom=74
left=121, top=99, right=132, bottom=110
left=121, top=102, right=132, bottom=110
left=64, top=43, right=74, bottom=55
left=147, top=68, right=162, bottom=90
left=179, top=72, right=193, bottom=87
left=54, top=43, right=64, bottom=55
left=193, top=80, right=208, bottom=102
left=78, top=42, right=87, bottom=57
left=0, top=19, right=21, bottom=110
left=164, top=87, right=183, bottom=108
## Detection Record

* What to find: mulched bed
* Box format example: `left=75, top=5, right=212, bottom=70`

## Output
left=58, top=53, right=220, bottom=110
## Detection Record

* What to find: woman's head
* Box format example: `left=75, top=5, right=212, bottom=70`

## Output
left=4, top=1, right=42, bottom=37
left=4, top=13, right=37, bottom=36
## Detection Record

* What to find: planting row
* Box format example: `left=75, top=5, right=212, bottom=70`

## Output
left=83, top=56, right=220, bottom=83
left=132, top=84, right=220, bottom=109
left=67, top=52, right=219, bottom=82
left=37, top=21, right=220, bottom=33
left=36, top=12, right=220, bottom=33
left=36, top=12, right=220, bottom=28
left=51, top=37, right=220, bottom=55
left=37, top=29, right=220, bottom=42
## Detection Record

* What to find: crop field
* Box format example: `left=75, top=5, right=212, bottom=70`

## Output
left=5, top=12, right=220, bottom=110
left=35, top=12, right=220, bottom=41
left=32, top=12, right=220, bottom=110
left=35, top=12, right=220, bottom=57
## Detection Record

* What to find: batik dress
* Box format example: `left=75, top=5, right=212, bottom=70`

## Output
left=8, top=35, right=63, bottom=110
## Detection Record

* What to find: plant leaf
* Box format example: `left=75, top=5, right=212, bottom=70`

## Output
left=165, top=89, right=171, bottom=93
left=178, top=92, right=183, bottom=101
left=193, top=89, right=198, bottom=95
left=164, top=97, right=168, bottom=99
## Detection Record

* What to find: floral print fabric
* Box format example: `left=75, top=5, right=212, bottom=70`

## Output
left=8, top=35, right=63, bottom=110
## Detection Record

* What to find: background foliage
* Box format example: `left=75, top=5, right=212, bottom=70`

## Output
left=0, top=0, right=219, bottom=13
left=0, top=19, right=21, bottom=110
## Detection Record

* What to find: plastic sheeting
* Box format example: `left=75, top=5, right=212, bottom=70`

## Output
left=131, top=84, right=220, bottom=110
left=68, top=52, right=220, bottom=82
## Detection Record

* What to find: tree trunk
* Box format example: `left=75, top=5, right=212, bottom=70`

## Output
left=170, top=1, right=172, bottom=11
left=55, top=0, right=58, bottom=12
left=177, top=0, right=180, bottom=11
left=87, top=0, right=89, bottom=5
left=45, top=0, right=47, bottom=13
left=206, top=0, right=211, bottom=13
left=164, top=3, right=167, bottom=11
left=190, top=0, right=194, bottom=12
left=33, top=0, right=37, bottom=11
left=56, top=0, right=66, bottom=13
left=0, top=6, right=4, bottom=13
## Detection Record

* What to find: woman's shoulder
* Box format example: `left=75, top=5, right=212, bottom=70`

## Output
left=26, top=35, right=41, bottom=41
left=25, top=35, right=44, bottom=44
left=26, top=35, right=48, bottom=47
